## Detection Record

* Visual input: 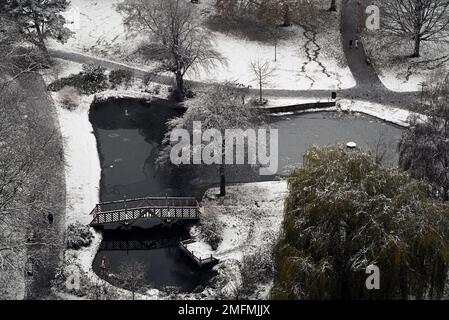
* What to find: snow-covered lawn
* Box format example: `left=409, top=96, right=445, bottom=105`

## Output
left=188, top=181, right=288, bottom=298
left=361, top=3, right=449, bottom=93
left=42, top=58, right=84, bottom=83
left=198, top=181, right=288, bottom=261
left=55, top=0, right=355, bottom=90
left=59, top=0, right=134, bottom=57
left=190, top=32, right=355, bottom=90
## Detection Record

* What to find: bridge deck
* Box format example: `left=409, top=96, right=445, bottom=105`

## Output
left=90, top=197, right=200, bottom=226
left=180, top=239, right=219, bottom=268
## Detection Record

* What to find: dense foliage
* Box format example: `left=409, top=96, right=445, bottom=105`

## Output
left=2, top=0, right=72, bottom=55
left=273, top=144, right=449, bottom=300
left=109, top=69, right=133, bottom=88
left=48, top=64, right=108, bottom=94
left=399, top=70, right=449, bottom=201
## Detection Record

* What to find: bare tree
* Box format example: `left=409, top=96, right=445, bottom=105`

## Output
left=382, top=0, right=449, bottom=57
left=117, top=0, right=225, bottom=101
left=250, top=59, right=276, bottom=105
left=158, top=82, right=262, bottom=196
left=117, top=262, right=146, bottom=300
left=367, top=131, right=395, bottom=165
left=329, top=0, right=337, bottom=11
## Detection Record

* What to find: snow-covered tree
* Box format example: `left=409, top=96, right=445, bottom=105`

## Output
left=117, top=0, right=225, bottom=101
left=273, top=144, right=449, bottom=299
left=158, top=82, right=261, bottom=196
left=117, top=262, right=145, bottom=300
left=382, top=0, right=449, bottom=57
left=250, top=59, right=275, bottom=105
left=0, top=11, right=44, bottom=82
left=0, top=80, right=64, bottom=299
left=2, top=0, right=73, bottom=57
left=399, top=70, right=449, bottom=200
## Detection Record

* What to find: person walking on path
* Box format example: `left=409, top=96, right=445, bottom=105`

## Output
left=355, top=39, right=359, bottom=49
left=349, top=39, right=353, bottom=48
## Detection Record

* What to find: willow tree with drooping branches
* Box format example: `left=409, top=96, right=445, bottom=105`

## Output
left=273, top=144, right=449, bottom=300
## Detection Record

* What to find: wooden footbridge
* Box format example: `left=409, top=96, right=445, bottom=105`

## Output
left=99, top=238, right=178, bottom=251
left=90, top=196, right=201, bottom=227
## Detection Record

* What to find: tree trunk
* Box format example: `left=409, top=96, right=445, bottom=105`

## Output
left=219, top=164, right=226, bottom=197
left=282, top=4, right=291, bottom=26
left=412, top=2, right=423, bottom=58
left=175, top=72, right=185, bottom=101
left=274, top=40, right=277, bottom=62
left=35, top=24, right=50, bottom=61
left=259, top=79, right=263, bottom=104
left=413, top=35, right=421, bottom=57
left=330, top=0, right=337, bottom=11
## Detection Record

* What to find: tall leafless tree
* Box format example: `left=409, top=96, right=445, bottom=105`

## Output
left=250, top=59, right=276, bottom=105
left=383, top=0, right=449, bottom=57
left=117, top=0, right=225, bottom=101
left=158, top=82, right=261, bottom=197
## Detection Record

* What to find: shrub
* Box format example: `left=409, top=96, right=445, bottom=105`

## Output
left=65, top=223, right=94, bottom=250
left=109, top=69, right=133, bottom=88
left=142, top=73, right=153, bottom=86
left=58, top=86, right=80, bottom=110
left=80, top=64, right=108, bottom=93
left=48, top=73, right=84, bottom=92
left=238, top=248, right=274, bottom=299
left=48, top=63, right=107, bottom=94
left=197, top=211, right=223, bottom=250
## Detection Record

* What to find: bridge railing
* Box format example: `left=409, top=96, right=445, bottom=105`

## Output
left=95, top=197, right=199, bottom=214
left=90, top=196, right=200, bottom=226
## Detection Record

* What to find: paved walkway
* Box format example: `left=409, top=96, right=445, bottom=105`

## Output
left=49, top=0, right=420, bottom=109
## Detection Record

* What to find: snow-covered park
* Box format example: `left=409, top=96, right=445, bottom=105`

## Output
left=3, top=0, right=449, bottom=304
left=57, top=0, right=355, bottom=90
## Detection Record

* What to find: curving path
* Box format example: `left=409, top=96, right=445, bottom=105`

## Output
left=49, top=0, right=420, bottom=109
